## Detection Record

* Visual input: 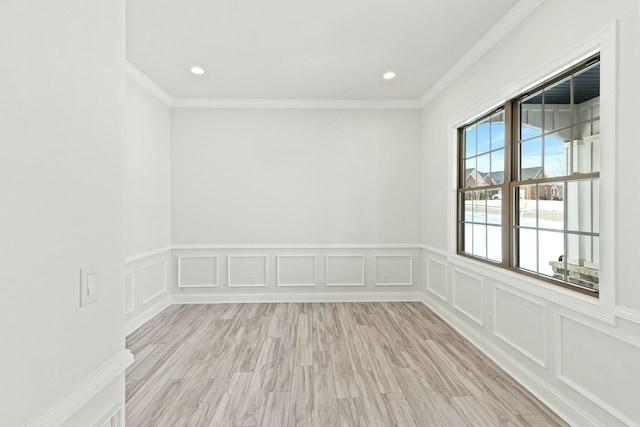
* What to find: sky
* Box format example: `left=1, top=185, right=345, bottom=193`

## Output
left=465, top=121, right=569, bottom=180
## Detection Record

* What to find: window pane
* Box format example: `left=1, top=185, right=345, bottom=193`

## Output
left=465, top=125, right=477, bottom=158
left=491, top=149, right=504, bottom=184
left=567, top=234, right=599, bottom=266
left=491, top=111, right=505, bottom=149
left=549, top=258, right=567, bottom=282
left=538, top=230, right=564, bottom=278
left=567, top=235, right=599, bottom=290
left=473, top=191, right=487, bottom=224
left=517, top=185, right=538, bottom=228
left=573, top=63, right=600, bottom=122
left=566, top=180, right=598, bottom=233
left=464, top=158, right=476, bottom=188
left=544, top=77, right=571, bottom=132
left=592, top=180, right=600, bottom=233
left=477, top=153, right=490, bottom=186
left=477, top=117, right=491, bottom=154
left=578, top=102, right=592, bottom=122
left=520, top=91, right=543, bottom=139
left=463, top=192, right=473, bottom=222
left=487, top=195, right=501, bottom=225
left=487, top=225, right=501, bottom=262
left=544, top=135, right=568, bottom=177
left=520, top=138, right=542, bottom=176
left=539, top=182, right=564, bottom=230
left=551, top=126, right=572, bottom=142
left=518, top=228, right=537, bottom=272
left=464, top=223, right=473, bottom=254
left=592, top=236, right=600, bottom=269
left=572, top=135, right=600, bottom=174
left=473, top=224, right=487, bottom=258
left=575, top=122, right=592, bottom=140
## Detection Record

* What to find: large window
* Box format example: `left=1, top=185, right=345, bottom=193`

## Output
left=457, top=55, right=600, bottom=295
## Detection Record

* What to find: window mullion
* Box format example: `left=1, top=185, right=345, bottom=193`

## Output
left=502, top=103, right=513, bottom=268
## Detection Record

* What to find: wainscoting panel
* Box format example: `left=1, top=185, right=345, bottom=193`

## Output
left=452, top=267, right=484, bottom=325
left=556, top=313, right=640, bottom=426
left=141, top=260, right=167, bottom=304
left=27, top=350, right=132, bottom=427
left=228, top=255, right=268, bottom=287
left=124, top=272, right=134, bottom=315
left=494, top=286, right=547, bottom=367
left=276, top=255, right=316, bottom=287
left=427, top=257, right=448, bottom=301
left=178, top=255, right=218, bottom=288
left=373, top=254, right=412, bottom=286
left=325, top=254, right=365, bottom=287
left=171, top=247, right=422, bottom=296
left=614, top=306, right=640, bottom=325
left=125, top=248, right=172, bottom=335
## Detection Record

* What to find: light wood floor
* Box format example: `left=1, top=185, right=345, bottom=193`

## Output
left=125, top=302, right=568, bottom=427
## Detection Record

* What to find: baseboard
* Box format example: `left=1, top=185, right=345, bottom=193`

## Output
left=27, top=350, right=133, bottom=427
left=420, top=294, right=601, bottom=427
left=125, top=295, right=172, bottom=336
left=172, top=291, right=424, bottom=304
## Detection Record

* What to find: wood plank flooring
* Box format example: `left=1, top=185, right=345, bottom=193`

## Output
left=126, top=302, right=568, bottom=427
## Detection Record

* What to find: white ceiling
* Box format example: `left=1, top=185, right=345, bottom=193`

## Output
left=126, top=0, right=520, bottom=100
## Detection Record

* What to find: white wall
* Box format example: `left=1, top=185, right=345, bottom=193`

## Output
left=0, top=0, right=129, bottom=425
left=421, top=1, right=640, bottom=426
left=125, top=77, right=171, bottom=256
left=123, top=76, right=172, bottom=334
left=171, top=108, right=422, bottom=245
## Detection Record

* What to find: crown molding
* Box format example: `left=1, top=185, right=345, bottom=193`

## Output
left=125, top=62, right=173, bottom=107
left=171, top=98, right=421, bottom=110
left=418, top=0, right=545, bottom=107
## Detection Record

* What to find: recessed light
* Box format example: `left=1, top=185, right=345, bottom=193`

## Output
left=190, top=66, right=205, bottom=75
left=383, top=71, right=396, bottom=80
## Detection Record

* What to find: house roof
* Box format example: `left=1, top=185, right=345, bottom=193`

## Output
left=464, top=166, right=543, bottom=185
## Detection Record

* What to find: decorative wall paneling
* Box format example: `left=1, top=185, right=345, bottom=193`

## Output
left=124, top=272, right=134, bottom=315
left=373, top=254, right=413, bottom=286
left=177, top=255, right=218, bottom=288
left=26, top=351, right=132, bottom=427
left=125, top=249, right=172, bottom=335
left=555, top=313, right=640, bottom=426
left=227, top=255, right=269, bottom=287
left=276, top=255, right=317, bottom=287
left=493, top=286, right=547, bottom=368
left=325, top=254, right=365, bottom=287
left=141, top=260, right=168, bottom=304
left=170, top=247, right=421, bottom=302
left=614, top=306, right=640, bottom=325
left=420, top=246, right=640, bottom=427
left=452, top=267, right=484, bottom=326
left=426, top=256, right=448, bottom=302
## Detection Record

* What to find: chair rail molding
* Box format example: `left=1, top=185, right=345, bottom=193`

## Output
left=26, top=350, right=133, bottom=427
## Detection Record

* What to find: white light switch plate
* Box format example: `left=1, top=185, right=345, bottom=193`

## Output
left=80, top=264, right=99, bottom=307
